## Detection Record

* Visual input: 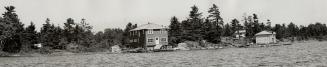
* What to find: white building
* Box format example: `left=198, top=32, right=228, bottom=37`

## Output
left=255, top=31, right=277, bottom=44
left=234, top=30, right=246, bottom=38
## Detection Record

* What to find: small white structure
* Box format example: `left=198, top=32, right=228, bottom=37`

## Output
left=111, top=45, right=121, bottom=53
left=32, top=43, right=42, bottom=49
left=234, top=30, right=246, bottom=38
left=255, top=31, right=277, bottom=44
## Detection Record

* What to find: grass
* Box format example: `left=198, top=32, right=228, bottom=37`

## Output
left=0, top=41, right=327, bottom=67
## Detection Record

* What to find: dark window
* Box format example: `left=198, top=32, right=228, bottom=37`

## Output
left=148, top=38, right=154, bottom=43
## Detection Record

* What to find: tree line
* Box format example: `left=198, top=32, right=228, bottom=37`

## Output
left=0, top=6, right=137, bottom=53
left=168, top=4, right=327, bottom=46
left=1, top=5, right=327, bottom=53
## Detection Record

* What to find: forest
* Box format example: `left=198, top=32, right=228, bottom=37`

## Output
left=0, top=4, right=327, bottom=53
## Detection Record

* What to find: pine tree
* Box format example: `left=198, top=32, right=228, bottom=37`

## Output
left=24, top=22, right=38, bottom=44
left=168, top=16, right=182, bottom=46
left=207, top=4, right=224, bottom=43
left=287, top=22, right=299, bottom=41
left=63, top=18, right=76, bottom=43
left=40, top=18, right=54, bottom=47
left=0, top=6, right=24, bottom=53
left=231, top=19, right=241, bottom=34
left=223, top=23, right=233, bottom=36
left=182, top=5, right=203, bottom=41
left=75, top=19, right=93, bottom=47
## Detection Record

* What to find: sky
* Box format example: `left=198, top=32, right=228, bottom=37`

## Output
left=0, top=0, right=327, bottom=32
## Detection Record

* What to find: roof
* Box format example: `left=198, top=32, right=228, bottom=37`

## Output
left=130, top=23, right=167, bottom=31
left=255, top=31, right=276, bottom=36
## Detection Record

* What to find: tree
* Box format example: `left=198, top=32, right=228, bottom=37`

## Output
left=231, top=19, right=241, bottom=34
left=272, top=23, right=287, bottom=39
left=40, top=18, right=62, bottom=48
left=24, top=22, right=38, bottom=44
left=207, top=4, right=224, bottom=43
left=181, top=5, right=204, bottom=41
left=94, top=28, right=124, bottom=48
left=287, top=22, right=299, bottom=41
left=75, top=19, right=94, bottom=47
left=243, top=14, right=262, bottom=37
left=252, top=14, right=262, bottom=35
left=223, top=23, right=233, bottom=36
left=122, top=22, right=137, bottom=46
left=63, top=18, right=76, bottom=43
left=0, top=6, right=24, bottom=53
left=298, top=25, right=308, bottom=40
left=208, top=4, right=223, bottom=26
left=168, top=16, right=182, bottom=46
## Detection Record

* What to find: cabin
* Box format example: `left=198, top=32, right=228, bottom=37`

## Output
left=255, top=31, right=277, bottom=44
left=128, top=23, right=168, bottom=50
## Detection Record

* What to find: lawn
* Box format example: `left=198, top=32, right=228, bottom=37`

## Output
left=0, top=41, right=327, bottom=67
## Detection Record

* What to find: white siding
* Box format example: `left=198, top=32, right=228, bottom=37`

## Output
left=256, top=34, right=276, bottom=44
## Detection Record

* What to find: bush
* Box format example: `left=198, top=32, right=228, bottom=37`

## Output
left=39, top=46, right=53, bottom=54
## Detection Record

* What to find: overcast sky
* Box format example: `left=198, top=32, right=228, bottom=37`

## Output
left=0, top=0, right=327, bottom=32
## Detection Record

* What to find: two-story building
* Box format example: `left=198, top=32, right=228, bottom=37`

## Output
left=128, top=23, right=168, bottom=50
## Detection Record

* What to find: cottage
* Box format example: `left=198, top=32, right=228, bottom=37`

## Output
left=255, top=31, right=277, bottom=44
left=128, top=23, right=168, bottom=50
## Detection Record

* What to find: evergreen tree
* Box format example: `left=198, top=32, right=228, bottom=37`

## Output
left=208, top=4, right=223, bottom=25
left=287, top=22, right=299, bottom=41
left=223, top=23, right=233, bottom=36
left=24, top=22, right=38, bottom=44
left=252, top=14, right=262, bottom=35
left=0, top=6, right=24, bottom=53
left=168, top=16, right=182, bottom=46
left=182, top=5, right=203, bottom=41
left=63, top=18, right=76, bottom=43
left=231, top=19, right=241, bottom=34
left=40, top=18, right=54, bottom=47
left=207, top=4, right=224, bottom=43
left=75, top=19, right=94, bottom=47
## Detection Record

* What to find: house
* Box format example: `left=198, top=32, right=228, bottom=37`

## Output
left=128, top=23, right=168, bottom=50
left=255, top=31, right=277, bottom=44
left=234, top=30, right=246, bottom=38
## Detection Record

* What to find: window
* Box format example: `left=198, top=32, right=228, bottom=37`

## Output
left=147, top=38, right=154, bottom=43
left=148, top=29, right=153, bottom=34
left=161, top=38, right=167, bottom=42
